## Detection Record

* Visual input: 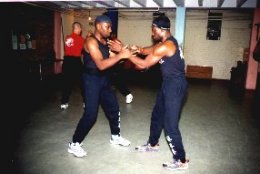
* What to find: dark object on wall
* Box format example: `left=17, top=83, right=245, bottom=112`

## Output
left=229, top=61, right=247, bottom=97
left=3, top=2, right=55, bottom=81
left=253, top=39, right=260, bottom=62
left=6, top=2, right=54, bottom=62
left=206, top=12, right=222, bottom=40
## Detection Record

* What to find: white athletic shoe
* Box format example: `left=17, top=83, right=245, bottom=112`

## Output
left=163, top=159, right=189, bottom=170
left=135, top=143, right=159, bottom=152
left=110, top=135, right=131, bottom=147
left=60, top=103, right=69, bottom=110
left=68, top=142, right=87, bottom=157
left=126, top=94, right=133, bottom=104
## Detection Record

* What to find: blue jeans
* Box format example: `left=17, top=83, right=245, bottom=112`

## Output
left=148, top=76, right=188, bottom=162
left=72, top=73, right=120, bottom=143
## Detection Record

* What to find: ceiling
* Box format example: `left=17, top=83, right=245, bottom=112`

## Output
left=22, top=0, right=258, bottom=13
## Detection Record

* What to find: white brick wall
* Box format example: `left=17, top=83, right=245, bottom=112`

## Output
left=62, top=9, right=253, bottom=79
left=118, top=11, right=175, bottom=46
left=184, top=10, right=252, bottom=79
left=118, top=9, right=252, bottom=80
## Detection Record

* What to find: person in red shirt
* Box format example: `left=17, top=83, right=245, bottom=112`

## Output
left=60, top=22, right=85, bottom=109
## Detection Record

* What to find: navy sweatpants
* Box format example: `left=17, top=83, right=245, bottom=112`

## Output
left=72, top=73, right=120, bottom=143
left=148, top=76, right=188, bottom=161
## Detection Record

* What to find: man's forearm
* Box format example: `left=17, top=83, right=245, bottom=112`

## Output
left=129, top=56, right=147, bottom=70
left=139, top=46, right=154, bottom=55
left=97, top=55, right=122, bottom=71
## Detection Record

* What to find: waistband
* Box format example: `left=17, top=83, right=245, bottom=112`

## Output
left=83, top=68, right=107, bottom=76
left=162, top=75, right=186, bottom=81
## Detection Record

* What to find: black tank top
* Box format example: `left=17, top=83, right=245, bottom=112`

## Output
left=159, top=36, right=186, bottom=78
left=82, top=36, right=110, bottom=70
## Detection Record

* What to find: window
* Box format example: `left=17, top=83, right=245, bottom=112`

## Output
left=206, top=12, right=222, bottom=40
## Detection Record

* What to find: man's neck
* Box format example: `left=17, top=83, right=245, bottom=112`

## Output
left=94, top=32, right=106, bottom=43
left=161, top=32, right=172, bottom=42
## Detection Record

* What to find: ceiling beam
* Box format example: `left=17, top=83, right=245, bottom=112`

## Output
left=132, top=0, right=147, bottom=7
left=173, top=0, right=184, bottom=7
left=50, top=1, right=69, bottom=8
left=153, top=0, right=164, bottom=7
left=172, top=0, right=184, bottom=7
left=94, top=0, right=115, bottom=8
left=114, top=0, right=130, bottom=7
left=198, top=0, right=204, bottom=7
left=237, top=0, right=248, bottom=7
left=24, top=2, right=66, bottom=12
left=66, top=1, right=87, bottom=8
left=80, top=1, right=97, bottom=8
left=217, top=0, right=225, bottom=7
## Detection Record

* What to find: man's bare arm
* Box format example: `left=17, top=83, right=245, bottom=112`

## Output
left=108, top=40, right=155, bottom=55
left=85, top=37, right=131, bottom=71
left=130, top=41, right=176, bottom=69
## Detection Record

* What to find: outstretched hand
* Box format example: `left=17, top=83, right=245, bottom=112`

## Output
left=118, top=45, right=135, bottom=60
left=108, top=39, right=123, bottom=53
left=131, top=45, right=142, bottom=53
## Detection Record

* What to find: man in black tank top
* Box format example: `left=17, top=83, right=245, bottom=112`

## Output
left=109, top=15, right=189, bottom=170
left=67, top=15, right=133, bottom=158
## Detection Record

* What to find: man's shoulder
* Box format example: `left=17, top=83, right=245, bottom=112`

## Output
left=65, top=34, right=76, bottom=41
left=156, top=41, right=171, bottom=50
left=66, top=33, right=74, bottom=37
left=65, top=34, right=72, bottom=40
left=164, top=39, right=177, bottom=49
left=85, top=36, right=98, bottom=46
left=85, top=36, right=93, bottom=42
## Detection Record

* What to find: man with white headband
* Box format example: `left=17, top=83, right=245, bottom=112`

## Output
left=135, top=15, right=189, bottom=171
left=109, top=14, right=189, bottom=170
left=135, top=15, right=189, bottom=170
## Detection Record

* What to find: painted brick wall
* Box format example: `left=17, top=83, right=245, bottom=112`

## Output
left=118, top=11, right=175, bottom=46
left=184, top=10, right=252, bottom=79
left=118, top=10, right=252, bottom=80
left=61, top=9, right=253, bottom=80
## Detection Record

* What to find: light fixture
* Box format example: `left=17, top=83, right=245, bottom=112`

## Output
left=88, top=10, right=92, bottom=21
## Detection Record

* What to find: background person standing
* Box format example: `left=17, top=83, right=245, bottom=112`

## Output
left=60, top=22, right=84, bottom=110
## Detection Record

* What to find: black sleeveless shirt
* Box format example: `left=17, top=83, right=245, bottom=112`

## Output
left=159, top=36, right=186, bottom=78
left=82, top=36, right=110, bottom=70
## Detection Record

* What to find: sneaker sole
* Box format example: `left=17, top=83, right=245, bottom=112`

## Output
left=110, top=140, right=131, bottom=147
left=162, top=163, right=188, bottom=171
left=135, top=146, right=159, bottom=152
left=126, top=99, right=133, bottom=104
left=68, top=149, right=87, bottom=158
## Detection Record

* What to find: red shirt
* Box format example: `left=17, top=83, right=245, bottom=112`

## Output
left=64, top=33, right=84, bottom=57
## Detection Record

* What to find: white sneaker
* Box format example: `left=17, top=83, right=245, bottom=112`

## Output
left=68, top=142, right=87, bottom=157
left=60, top=103, right=68, bottom=110
left=110, top=135, right=131, bottom=147
left=126, top=94, right=133, bottom=104
left=135, top=143, right=159, bottom=152
left=163, top=159, right=189, bottom=170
